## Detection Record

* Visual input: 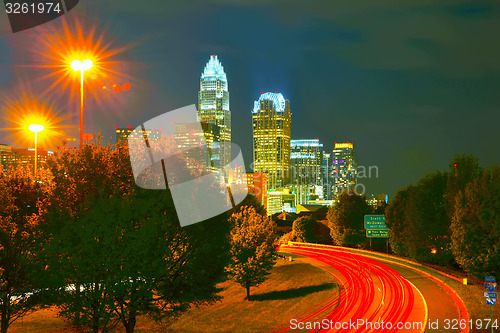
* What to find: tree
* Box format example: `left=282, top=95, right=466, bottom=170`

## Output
left=235, top=193, right=267, bottom=216
left=226, top=206, right=276, bottom=300
left=385, top=186, right=414, bottom=256
left=386, top=172, right=452, bottom=263
left=327, top=191, right=371, bottom=247
left=0, top=166, right=53, bottom=333
left=42, top=138, right=231, bottom=333
left=450, top=166, right=500, bottom=277
left=445, top=154, right=481, bottom=219
left=292, top=216, right=317, bottom=243
left=411, top=171, right=451, bottom=262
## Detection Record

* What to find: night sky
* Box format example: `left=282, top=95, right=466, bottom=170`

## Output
left=1, top=0, right=499, bottom=198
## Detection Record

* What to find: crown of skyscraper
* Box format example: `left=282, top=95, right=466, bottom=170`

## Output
left=253, top=92, right=286, bottom=113
left=201, top=55, right=227, bottom=81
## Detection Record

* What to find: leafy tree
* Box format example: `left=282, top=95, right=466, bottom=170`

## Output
left=327, top=191, right=371, bottom=247
left=385, top=186, right=414, bottom=256
left=386, top=172, right=451, bottom=263
left=0, top=166, right=53, bottom=333
left=445, top=154, right=481, bottom=219
left=42, top=138, right=134, bottom=328
left=411, top=171, right=450, bottom=262
left=292, top=216, right=317, bottom=243
left=226, top=206, right=276, bottom=300
left=235, top=193, right=267, bottom=216
left=42, top=138, right=231, bottom=333
left=450, top=167, right=500, bottom=277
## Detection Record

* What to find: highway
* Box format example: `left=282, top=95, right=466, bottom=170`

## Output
left=266, top=243, right=465, bottom=332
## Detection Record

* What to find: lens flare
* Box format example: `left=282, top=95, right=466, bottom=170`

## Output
left=28, top=124, right=44, bottom=133
left=1, top=89, right=68, bottom=149
left=23, top=16, right=135, bottom=112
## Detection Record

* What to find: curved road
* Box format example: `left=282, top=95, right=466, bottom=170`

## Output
left=267, top=244, right=466, bottom=332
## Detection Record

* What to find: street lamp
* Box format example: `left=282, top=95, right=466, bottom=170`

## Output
left=28, top=124, right=44, bottom=177
left=71, top=59, right=93, bottom=148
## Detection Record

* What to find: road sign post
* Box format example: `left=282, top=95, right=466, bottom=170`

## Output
left=364, top=215, right=389, bottom=253
left=484, top=277, right=496, bottom=333
left=364, top=215, right=388, bottom=229
left=366, top=229, right=389, bottom=238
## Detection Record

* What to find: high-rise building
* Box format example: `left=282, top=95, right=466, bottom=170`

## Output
left=322, top=152, right=333, bottom=200
left=245, top=171, right=268, bottom=212
left=332, top=142, right=357, bottom=195
left=290, top=139, right=323, bottom=204
left=115, top=126, right=161, bottom=145
left=174, top=122, right=221, bottom=171
left=252, top=92, right=291, bottom=190
left=11, top=148, right=54, bottom=169
left=198, top=55, right=231, bottom=169
left=0, top=144, right=13, bottom=171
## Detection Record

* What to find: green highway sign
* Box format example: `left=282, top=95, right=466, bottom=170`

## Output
left=366, top=229, right=389, bottom=238
left=364, top=215, right=387, bottom=229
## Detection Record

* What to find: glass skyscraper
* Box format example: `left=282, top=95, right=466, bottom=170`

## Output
left=332, top=142, right=357, bottom=195
left=198, top=55, right=231, bottom=169
left=290, top=139, right=323, bottom=204
left=322, top=152, right=333, bottom=200
left=252, top=92, right=291, bottom=190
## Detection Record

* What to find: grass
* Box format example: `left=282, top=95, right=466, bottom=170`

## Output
left=9, top=260, right=339, bottom=333
left=164, top=259, right=338, bottom=332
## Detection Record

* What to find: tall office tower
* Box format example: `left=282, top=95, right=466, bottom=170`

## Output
left=332, top=142, right=357, bottom=195
left=174, top=122, right=221, bottom=171
left=322, top=152, right=333, bottom=200
left=252, top=92, right=291, bottom=190
left=198, top=55, right=231, bottom=170
left=0, top=144, right=13, bottom=172
left=290, top=139, right=323, bottom=204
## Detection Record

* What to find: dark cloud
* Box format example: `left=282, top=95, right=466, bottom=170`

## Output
left=0, top=0, right=499, bottom=197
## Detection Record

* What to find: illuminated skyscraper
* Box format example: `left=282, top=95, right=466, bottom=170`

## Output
left=174, top=122, right=220, bottom=171
left=198, top=55, right=230, bottom=169
left=322, top=152, right=333, bottom=200
left=332, top=142, right=357, bottom=195
left=252, top=92, right=291, bottom=190
left=290, top=139, right=323, bottom=204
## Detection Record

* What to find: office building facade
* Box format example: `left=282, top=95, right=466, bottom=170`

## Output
left=290, top=139, right=323, bottom=204
left=252, top=92, right=291, bottom=190
left=198, top=55, right=231, bottom=169
left=332, top=142, right=357, bottom=195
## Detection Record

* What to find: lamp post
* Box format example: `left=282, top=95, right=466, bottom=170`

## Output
left=71, top=59, right=93, bottom=149
left=28, top=124, right=44, bottom=177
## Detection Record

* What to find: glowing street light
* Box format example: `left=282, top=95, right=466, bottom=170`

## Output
left=71, top=59, right=93, bottom=148
left=28, top=124, right=44, bottom=176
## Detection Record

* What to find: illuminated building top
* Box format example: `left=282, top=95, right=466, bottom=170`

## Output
left=200, top=55, right=227, bottom=87
left=198, top=55, right=231, bottom=170
left=252, top=92, right=291, bottom=190
left=334, top=142, right=354, bottom=149
left=291, top=139, right=323, bottom=148
left=253, top=92, right=286, bottom=113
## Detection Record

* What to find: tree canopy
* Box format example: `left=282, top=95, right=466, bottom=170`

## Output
left=327, top=191, right=371, bottom=247
left=0, top=166, right=53, bottom=333
left=225, top=206, right=276, bottom=300
left=39, top=138, right=230, bottom=333
left=450, top=166, right=500, bottom=277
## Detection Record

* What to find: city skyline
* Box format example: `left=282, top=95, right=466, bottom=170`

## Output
left=0, top=1, right=499, bottom=199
